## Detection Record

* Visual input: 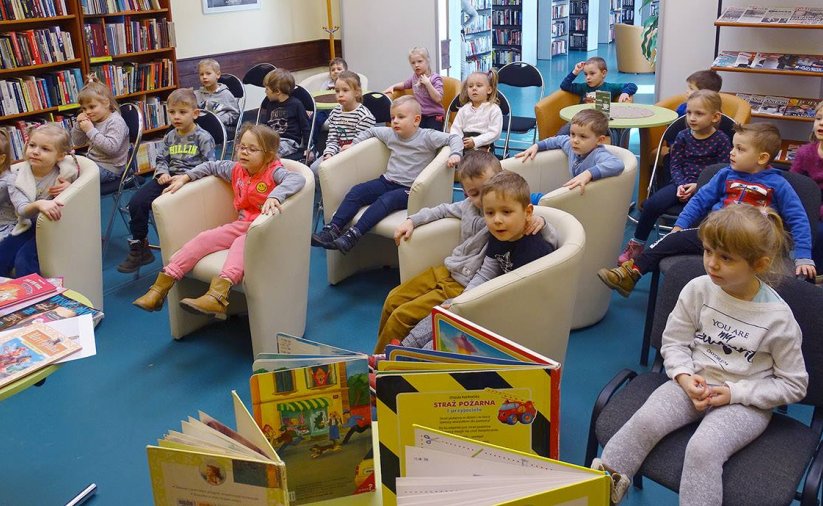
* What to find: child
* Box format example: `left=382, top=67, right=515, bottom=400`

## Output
left=118, top=88, right=215, bottom=273
left=260, top=68, right=310, bottom=159
left=322, top=57, right=348, bottom=91
left=0, top=130, right=16, bottom=241
left=132, top=124, right=305, bottom=319
left=0, top=124, right=79, bottom=277
left=311, top=96, right=462, bottom=254
left=194, top=58, right=240, bottom=138
left=675, top=69, right=723, bottom=116
left=560, top=57, right=637, bottom=105
left=449, top=70, right=503, bottom=152
left=383, top=47, right=445, bottom=131
left=598, top=123, right=816, bottom=297
left=70, top=76, right=129, bottom=184
left=516, top=109, right=624, bottom=200
left=379, top=155, right=549, bottom=353
left=310, top=71, right=375, bottom=175
left=789, top=100, right=823, bottom=270
left=592, top=205, right=808, bottom=505
left=618, top=90, right=731, bottom=264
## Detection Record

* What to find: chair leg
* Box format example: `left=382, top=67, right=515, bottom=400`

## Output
left=101, top=193, right=122, bottom=258
left=640, top=269, right=661, bottom=366
left=633, top=473, right=644, bottom=490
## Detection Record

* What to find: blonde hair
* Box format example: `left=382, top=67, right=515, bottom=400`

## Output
left=733, top=122, right=782, bottom=162
left=481, top=170, right=531, bottom=209
left=811, top=101, right=823, bottom=142
left=78, top=75, right=118, bottom=112
left=687, top=89, right=722, bottom=116
left=29, top=123, right=71, bottom=154
left=459, top=70, right=499, bottom=106
left=391, top=95, right=421, bottom=116
left=335, top=71, right=363, bottom=103
left=0, top=130, right=10, bottom=173
left=197, top=58, right=220, bottom=73
left=167, top=88, right=198, bottom=109
left=408, top=47, right=432, bottom=75
left=236, top=123, right=279, bottom=164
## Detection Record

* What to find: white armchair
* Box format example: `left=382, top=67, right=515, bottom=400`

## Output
left=299, top=71, right=369, bottom=92
left=151, top=160, right=315, bottom=356
left=36, top=155, right=103, bottom=310
left=398, top=207, right=585, bottom=363
left=503, top=145, right=637, bottom=329
left=318, top=137, right=454, bottom=284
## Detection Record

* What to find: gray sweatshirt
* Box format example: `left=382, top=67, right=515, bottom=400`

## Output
left=195, top=84, right=240, bottom=129
left=184, top=159, right=306, bottom=210
left=536, top=135, right=624, bottom=180
left=70, top=111, right=130, bottom=175
left=352, top=126, right=462, bottom=186
left=155, top=125, right=216, bottom=177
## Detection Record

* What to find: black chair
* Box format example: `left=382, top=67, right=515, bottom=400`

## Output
left=241, top=63, right=276, bottom=88
left=217, top=73, right=245, bottom=158
left=496, top=61, right=544, bottom=154
left=195, top=109, right=227, bottom=161
left=588, top=260, right=823, bottom=506
left=362, top=91, right=392, bottom=125
left=444, top=92, right=512, bottom=158
left=255, top=85, right=316, bottom=164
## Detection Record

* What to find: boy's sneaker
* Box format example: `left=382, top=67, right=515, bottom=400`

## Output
left=591, top=458, right=631, bottom=505
left=597, top=260, right=641, bottom=297
left=311, top=224, right=341, bottom=247
left=117, top=238, right=154, bottom=273
left=331, top=228, right=362, bottom=254
left=617, top=240, right=644, bottom=265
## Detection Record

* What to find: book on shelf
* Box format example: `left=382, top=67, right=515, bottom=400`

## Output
left=249, top=334, right=374, bottom=504
left=0, top=292, right=104, bottom=331
left=91, top=58, right=174, bottom=97
left=0, top=274, right=57, bottom=311
left=784, top=98, right=818, bottom=118
left=756, top=95, right=789, bottom=116
left=736, top=5, right=767, bottom=23
left=717, top=6, right=745, bottom=23
left=751, top=52, right=782, bottom=70
left=0, top=0, right=69, bottom=20
left=788, top=6, right=823, bottom=25
left=147, top=391, right=290, bottom=506
left=712, top=50, right=823, bottom=74
left=396, top=425, right=609, bottom=505
left=0, top=27, right=75, bottom=70
left=84, top=16, right=175, bottom=57
left=81, top=0, right=161, bottom=15
left=718, top=5, right=823, bottom=25
left=762, top=7, right=794, bottom=24
left=0, top=68, right=83, bottom=116
left=0, top=323, right=80, bottom=388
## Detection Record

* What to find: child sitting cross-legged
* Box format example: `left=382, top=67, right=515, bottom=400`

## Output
left=132, top=124, right=305, bottom=319
left=311, top=95, right=462, bottom=254
left=598, top=122, right=817, bottom=298
left=375, top=151, right=547, bottom=353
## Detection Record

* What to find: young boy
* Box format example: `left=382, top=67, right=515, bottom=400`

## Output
left=118, top=88, right=215, bottom=273
left=517, top=109, right=625, bottom=201
left=675, top=69, right=723, bottom=116
left=322, top=57, right=348, bottom=90
left=598, top=122, right=816, bottom=297
left=194, top=58, right=240, bottom=137
left=311, top=95, right=463, bottom=254
left=560, top=57, right=637, bottom=105
left=260, top=68, right=310, bottom=158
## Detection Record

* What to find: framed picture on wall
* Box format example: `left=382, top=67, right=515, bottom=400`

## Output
left=202, top=0, right=261, bottom=14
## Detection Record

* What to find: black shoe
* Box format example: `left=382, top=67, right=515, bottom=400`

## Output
left=117, top=238, right=155, bottom=273
left=311, top=224, right=341, bottom=247
left=332, top=228, right=361, bottom=254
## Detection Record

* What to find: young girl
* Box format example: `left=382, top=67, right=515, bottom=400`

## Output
left=70, top=76, right=129, bottom=184
left=0, top=124, right=79, bottom=277
left=593, top=204, right=808, bottom=505
left=449, top=70, right=503, bottom=152
left=384, top=47, right=445, bottom=131
left=0, top=130, right=16, bottom=241
left=790, top=100, right=823, bottom=271
left=133, top=123, right=305, bottom=319
left=618, top=90, right=732, bottom=264
left=310, top=71, right=375, bottom=175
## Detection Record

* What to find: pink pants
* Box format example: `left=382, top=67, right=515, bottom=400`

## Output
left=163, top=220, right=251, bottom=285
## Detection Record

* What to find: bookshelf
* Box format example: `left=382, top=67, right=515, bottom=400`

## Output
left=537, top=0, right=569, bottom=59
left=462, top=0, right=493, bottom=78
left=491, top=0, right=536, bottom=68
left=568, top=0, right=597, bottom=51
left=621, top=0, right=634, bottom=25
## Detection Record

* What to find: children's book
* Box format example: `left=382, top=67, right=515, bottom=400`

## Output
left=594, top=90, right=610, bottom=118
left=396, top=426, right=609, bottom=505
left=756, top=95, right=789, bottom=116
left=0, top=323, right=80, bottom=388
left=249, top=334, right=374, bottom=504
left=0, top=293, right=103, bottom=331
left=147, top=391, right=290, bottom=506
left=0, top=274, right=57, bottom=311
left=784, top=98, right=818, bottom=118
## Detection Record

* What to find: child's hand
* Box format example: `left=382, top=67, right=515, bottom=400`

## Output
left=418, top=74, right=431, bottom=87
left=573, top=61, right=586, bottom=75
left=440, top=300, right=452, bottom=310
left=525, top=215, right=545, bottom=235
left=676, top=183, right=697, bottom=202
left=394, top=219, right=415, bottom=245
left=382, top=85, right=395, bottom=95
left=516, top=144, right=539, bottom=162
left=48, top=177, right=70, bottom=197
left=447, top=154, right=461, bottom=168
left=76, top=112, right=88, bottom=123
left=618, top=93, right=632, bottom=103
left=37, top=200, right=63, bottom=221
left=796, top=263, right=816, bottom=280
left=262, top=198, right=282, bottom=215
left=156, top=173, right=172, bottom=185
left=563, top=170, right=593, bottom=194
left=323, top=153, right=332, bottom=160
left=341, top=144, right=352, bottom=151
left=161, top=174, right=190, bottom=194
left=706, top=385, right=731, bottom=407
left=677, top=373, right=711, bottom=410
left=463, top=137, right=475, bottom=149
left=78, top=118, right=94, bottom=133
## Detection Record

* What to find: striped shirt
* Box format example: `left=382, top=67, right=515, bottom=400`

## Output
left=323, top=103, right=376, bottom=156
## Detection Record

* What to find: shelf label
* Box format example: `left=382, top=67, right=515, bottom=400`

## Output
left=89, top=56, right=113, bottom=63
left=58, top=103, right=80, bottom=112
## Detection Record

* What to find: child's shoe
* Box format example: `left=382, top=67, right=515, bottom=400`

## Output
left=179, top=276, right=232, bottom=320
left=117, top=238, right=155, bottom=273
left=133, top=272, right=175, bottom=311
left=331, top=228, right=361, bottom=254
left=617, top=239, right=644, bottom=265
left=311, top=223, right=341, bottom=248
left=591, top=458, right=631, bottom=505
left=597, top=260, right=641, bottom=297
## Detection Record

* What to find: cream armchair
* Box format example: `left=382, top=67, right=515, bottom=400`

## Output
left=36, top=155, right=103, bottom=309
left=318, top=137, right=454, bottom=284
left=151, top=161, right=314, bottom=356
left=503, top=145, right=637, bottom=329
left=398, top=207, right=585, bottom=363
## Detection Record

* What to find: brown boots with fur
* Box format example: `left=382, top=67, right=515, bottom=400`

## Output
left=133, top=274, right=232, bottom=320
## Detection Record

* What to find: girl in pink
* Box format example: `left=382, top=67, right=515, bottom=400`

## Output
left=133, top=124, right=305, bottom=319
left=789, top=100, right=823, bottom=272
left=384, top=47, right=445, bottom=131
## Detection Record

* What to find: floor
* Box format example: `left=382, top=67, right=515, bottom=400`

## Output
left=0, top=46, right=687, bottom=505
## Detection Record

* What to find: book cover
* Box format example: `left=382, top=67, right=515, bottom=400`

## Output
left=734, top=51, right=756, bottom=68
left=0, top=323, right=80, bottom=388
left=784, top=142, right=803, bottom=162
left=0, top=273, right=57, bottom=310
left=594, top=90, right=610, bottom=117
left=717, top=6, right=744, bottom=23
left=249, top=335, right=374, bottom=504
left=794, top=55, right=823, bottom=73
left=0, top=293, right=104, bottom=331
left=783, top=98, right=818, bottom=118
left=711, top=50, right=738, bottom=68
left=751, top=52, right=782, bottom=70
left=756, top=95, right=789, bottom=116
left=746, top=94, right=765, bottom=110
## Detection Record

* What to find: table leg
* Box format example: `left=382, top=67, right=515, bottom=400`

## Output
left=637, top=128, right=652, bottom=205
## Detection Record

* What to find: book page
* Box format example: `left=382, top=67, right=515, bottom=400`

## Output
left=48, top=314, right=95, bottom=364
left=273, top=333, right=362, bottom=357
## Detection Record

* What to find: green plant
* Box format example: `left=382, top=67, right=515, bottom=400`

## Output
left=640, top=0, right=658, bottom=63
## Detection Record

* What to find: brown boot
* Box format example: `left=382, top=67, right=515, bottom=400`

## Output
left=179, top=276, right=232, bottom=320
left=133, top=272, right=176, bottom=312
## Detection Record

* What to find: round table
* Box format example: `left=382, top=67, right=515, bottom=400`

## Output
left=312, top=90, right=340, bottom=111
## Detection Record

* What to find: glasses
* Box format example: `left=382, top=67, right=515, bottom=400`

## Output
left=237, top=144, right=263, bottom=154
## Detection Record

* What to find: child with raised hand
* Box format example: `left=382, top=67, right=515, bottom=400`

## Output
left=0, top=124, right=79, bottom=276
left=118, top=88, right=215, bottom=274
left=449, top=70, right=503, bottom=152
left=675, top=69, right=723, bottom=116
left=70, top=75, right=129, bottom=184
left=260, top=68, right=310, bottom=159
left=0, top=130, right=16, bottom=241
left=133, top=124, right=305, bottom=319
left=790, top=100, right=823, bottom=272
left=194, top=58, right=240, bottom=138
left=311, top=96, right=462, bottom=254
left=598, top=123, right=816, bottom=298
left=592, top=204, right=808, bottom=505
left=618, top=90, right=731, bottom=264
left=561, top=57, right=637, bottom=104
left=384, top=47, right=445, bottom=131
left=517, top=109, right=624, bottom=200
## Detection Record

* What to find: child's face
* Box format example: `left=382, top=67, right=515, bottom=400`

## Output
left=582, top=64, right=607, bottom=88
left=461, top=168, right=497, bottom=209
left=199, top=66, right=220, bottom=91
left=168, top=103, right=199, bottom=133
left=702, top=242, right=766, bottom=299
left=482, top=191, right=533, bottom=242
left=814, top=108, right=823, bottom=141
left=465, top=74, right=492, bottom=105
left=80, top=98, right=111, bottom=123
left=686, top=99, right=720, bottom=134
left=236, top=131, right=270, bottom=174
left=390, top=103, right=420, bottom=138
left=334, top=79, right=358, bottom=109
left=684, top=81, right=699, bottom=99
left=409, top=54, right=430, bottom=76
left=329, top=63, right=346, bottom=82
left=25, top=132, right=65, bottom=173
left=729, top=133, right=769, bottom=173
left=265, top=87, right=287, bottom=103
left=569, top=123, right=605, bottom=156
